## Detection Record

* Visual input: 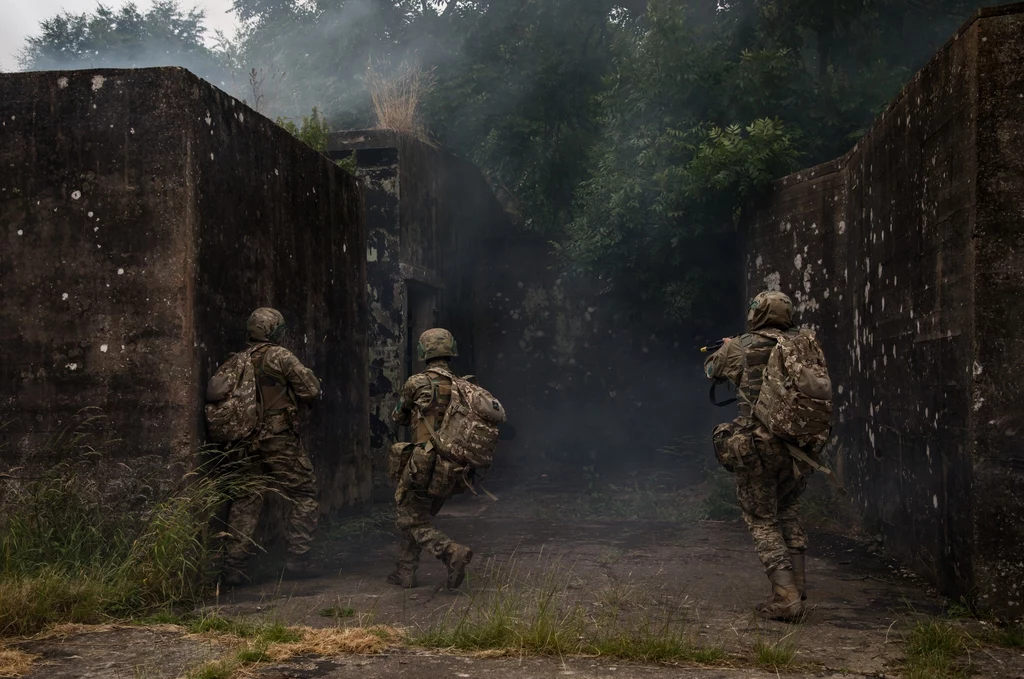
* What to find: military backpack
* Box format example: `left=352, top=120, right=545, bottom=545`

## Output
left=424, top=368, right=507, bottom=474
left=204, top=344, right=267, bottom=444
left=751, top=328, right=833, bottom=449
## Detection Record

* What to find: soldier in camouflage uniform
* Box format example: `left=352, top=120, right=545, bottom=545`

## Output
left=704, top=291, right=812, bottom=621
left=388, top=328, right=474, bottom=590
left=221, top=307, right=322, bottom=586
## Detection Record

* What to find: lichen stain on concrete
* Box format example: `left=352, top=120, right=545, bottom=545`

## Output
left=91, top=75, right=105, bottom=91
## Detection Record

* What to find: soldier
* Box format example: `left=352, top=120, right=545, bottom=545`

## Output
left=221, top=307, right=322, bottom=586
left=704, top=291, right=822, bottom=621
left=388, top=328, right=474, bottom=590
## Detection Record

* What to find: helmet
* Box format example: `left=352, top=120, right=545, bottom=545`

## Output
left=247, top=307, right=286, bottom=342
left=746, top=291, right=794, bottom=331
left=417, top=328, right=458, bottom=361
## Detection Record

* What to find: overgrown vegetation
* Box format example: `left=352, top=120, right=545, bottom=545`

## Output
left=414, top=555, right=724, bottom=664
left=18, top=0, right=979, bottom=327
left=0, top=412, right=263, bottom=636
left=901, top=618, right=975, bottom=679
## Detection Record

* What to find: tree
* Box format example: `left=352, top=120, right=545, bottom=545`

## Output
left=19, top=1, right=226, bottom=84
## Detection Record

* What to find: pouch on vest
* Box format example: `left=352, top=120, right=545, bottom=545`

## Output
left=408, top=444, right=436, bottom=490
left=387, top=442, right=414, bottom=486
left=712, top=423, right=754, bottom=473
left=427, top=456, right=467, bottom=499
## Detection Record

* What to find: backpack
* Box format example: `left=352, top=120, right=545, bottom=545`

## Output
left=424, top=368, right=507, bottom=474
left=751, top=328, right=833, bottom=449
left=204, top=344, right=266, bottom=444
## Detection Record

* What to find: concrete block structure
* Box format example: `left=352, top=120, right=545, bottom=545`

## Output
left=746, top=4, right=1024, bottom=616
left=0, top=67, right=372, bottom=514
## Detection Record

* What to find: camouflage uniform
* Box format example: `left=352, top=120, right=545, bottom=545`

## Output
left=389, top=329, right=473, bottom=589
left=223, top=308, right=322, bottom=579
left=705, top=292, right=813, bottom=619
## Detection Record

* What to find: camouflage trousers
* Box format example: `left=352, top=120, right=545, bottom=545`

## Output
left=223, top=431, right=319, bottom=569
left=393, top=489, right=454, bottom=577
left=735, top=433, right=811, bottom=574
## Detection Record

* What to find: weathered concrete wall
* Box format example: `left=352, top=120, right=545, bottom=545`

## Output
left=1, top=67, right=371, bottom=512
left=746, top=4, right=1024, bottom=617
left=327, top=131, right=496, bottom=490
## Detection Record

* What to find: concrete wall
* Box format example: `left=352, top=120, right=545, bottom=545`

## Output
left=746, top=4, right=1024, bottom=617
left=326, top=131, right=501, bottom=491
left=0, top=67, right=372, bottom=513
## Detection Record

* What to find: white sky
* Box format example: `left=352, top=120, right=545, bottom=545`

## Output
left=1, top=0, right=240, bottom=71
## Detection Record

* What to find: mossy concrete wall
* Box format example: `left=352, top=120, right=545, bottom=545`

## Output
left=0, top=67, right=372, bottom=513
left=746, top=4, right=1024, bottom=617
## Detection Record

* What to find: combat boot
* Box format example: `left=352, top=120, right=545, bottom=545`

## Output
left=790, top=551, right=807, bottom=601
left=755, top=568, right=805, bottom=622
left=386, top=570, right=418, bottom=589
left=444, top=543, right=473, bottom=590
left=284, top=554, right=321, bottom=580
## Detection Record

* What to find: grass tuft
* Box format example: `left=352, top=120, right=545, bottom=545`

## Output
left=982, top=622, right=1024, bottom=649
left=754, top=635, right=797, bottom=670
left=319, top=606, right=356, bottom=619
left=902, top=618, right=974, bottom=679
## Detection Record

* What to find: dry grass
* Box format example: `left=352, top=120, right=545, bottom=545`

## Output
left=183, top=616, right=401, bottom=679
left=365, top=58, right=435, bottom=143
left=0, top=646, right=37, bottom=678
left=264, top=625, right=402, bottom=660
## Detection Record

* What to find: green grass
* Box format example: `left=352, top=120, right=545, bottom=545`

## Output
left=984, top=623, right=1024, bottom=648
left=319, top=606, right=356, bottom=619
left=0, top=410, right=269, bottom=636
left=186, top=613, right=300, bottom=643
left=754, top=635, right=797, bottom=670
left=902, top=619, right=974, bottom=679
left=414, top=556, right=723, bottom=665
left=699, top=467, right=741, bottom=520
left=186, top=659, right=238, bottom=679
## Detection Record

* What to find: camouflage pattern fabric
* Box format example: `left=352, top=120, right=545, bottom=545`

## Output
left=735, top=427, right=810, bottom=573
left=223, top=432, right=319, bottom=568
left=393, top=487, right=453, bottom=578
left=221, top=320, right=321, bottom=571
left=390, top=357, right=466, bottom=579
left=417, top=328, right=458, bottom=361
left=705, top=290, right=814, bottom=575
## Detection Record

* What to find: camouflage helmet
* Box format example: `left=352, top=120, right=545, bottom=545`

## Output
left=247, top=307, right=286, bottom=342
left=417, top=328, right=458, bottom=361
left=746, top=291, right=795, bottom=331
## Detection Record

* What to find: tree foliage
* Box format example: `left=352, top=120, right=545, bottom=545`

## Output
left=20, top=0, right=981, bottom=324
left=19, top=1, right=225, bottom=82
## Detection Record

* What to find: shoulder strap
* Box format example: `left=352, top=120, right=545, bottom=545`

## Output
left=750, top=328, right=785, bottom=341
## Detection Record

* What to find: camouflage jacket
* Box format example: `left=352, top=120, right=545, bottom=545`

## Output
left=249, top=342, right=320, bottom=435
left=392, top=360, right=452, bottom=446
left=704, top=328, right=797, bottom=423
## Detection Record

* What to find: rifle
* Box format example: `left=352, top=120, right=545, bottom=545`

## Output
left=699, top=340, right=725, bottom=354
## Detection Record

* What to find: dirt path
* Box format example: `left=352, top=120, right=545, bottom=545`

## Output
left=12, top=483, right=1024, bottom=678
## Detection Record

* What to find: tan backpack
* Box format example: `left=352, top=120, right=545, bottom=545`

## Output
left=204, top=344, right=266, bottom=444
left=751, top=328, right=833, bottom=449
left=424, top=368, right=507, bottom=473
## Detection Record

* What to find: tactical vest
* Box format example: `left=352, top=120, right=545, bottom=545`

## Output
left=251, top=346, right=296, bottom=417
left=738, top=330, right=794, bottom=418
left=412, top=371, right=452, bottom=446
